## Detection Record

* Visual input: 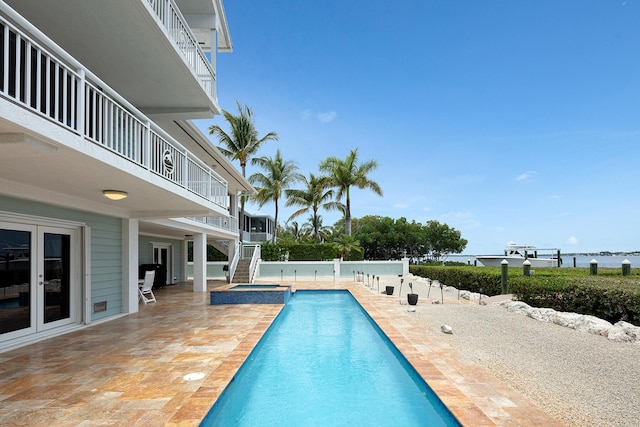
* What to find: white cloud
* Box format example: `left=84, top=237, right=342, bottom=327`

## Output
left=516, top=171, right=538, bottom=182
left=317, top=111, right=337, bottom=123
left=300, top=109, right=312, bottom=120
left=565, top=236, right=579, bottom=245
left=394, top=202, right=409, bottom=209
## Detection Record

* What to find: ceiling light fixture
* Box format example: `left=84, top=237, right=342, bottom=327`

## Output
left=103, top=190, right=128, bottom=201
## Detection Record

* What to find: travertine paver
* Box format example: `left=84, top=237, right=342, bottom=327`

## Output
left=0, top=279, right=561, bottom=426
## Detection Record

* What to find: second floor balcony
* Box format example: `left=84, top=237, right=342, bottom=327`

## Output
left=4, top=0, right=224, bottom=119
left=0, top=6, right=232, bottom=220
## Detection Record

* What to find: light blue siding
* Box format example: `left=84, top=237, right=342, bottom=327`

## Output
left=0, top=195, right=122, bottom=321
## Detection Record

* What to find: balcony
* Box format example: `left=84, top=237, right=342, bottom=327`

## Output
left=146, top=0, right=217, bottom=102
left=0, top=8, right=229, bottom=216
left=4, top=0, right=221, bottom=118
left=188, top=216, right=238, bottom=234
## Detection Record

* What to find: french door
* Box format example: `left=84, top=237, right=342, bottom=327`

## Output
left=152, top=243, right=172, bottom=286
left=0, top=222, right=80, bottom=341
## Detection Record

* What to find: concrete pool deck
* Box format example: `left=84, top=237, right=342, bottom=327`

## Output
left=0, top=279, right=559, bottom=426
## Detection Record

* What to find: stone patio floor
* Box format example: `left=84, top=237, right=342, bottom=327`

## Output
left=0, top=279, right=560, bottom=426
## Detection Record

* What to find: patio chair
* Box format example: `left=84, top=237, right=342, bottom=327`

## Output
left=138, top=270, right=157, bottom=304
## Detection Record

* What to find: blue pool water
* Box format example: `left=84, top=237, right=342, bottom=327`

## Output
left=200, top=290, right=460, bottom=426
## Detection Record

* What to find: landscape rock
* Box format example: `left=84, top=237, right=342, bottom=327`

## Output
left=607, top=324, right=634, bottom=342
left=573, top=315, right=613, bottom=336
left=527, top=307, right=556, bottom=322
left=506, top=301, right=532, bottom=314
left=441, top=324, right=453, bottom=334
left=616, top=321, right=640, bottom=341
left=550, top=312, right=583, bottom=329
left=607, top=321, right=640, bottom=342
left=499, top=300, right=638, bottom=342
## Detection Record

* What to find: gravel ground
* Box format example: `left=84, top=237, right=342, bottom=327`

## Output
left=390, top=276, right=640, bottom=427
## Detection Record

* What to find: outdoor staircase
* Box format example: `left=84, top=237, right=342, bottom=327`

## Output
left=210, top=240, right=228, bottom=256
left=231, top=259, right=252, bottom=283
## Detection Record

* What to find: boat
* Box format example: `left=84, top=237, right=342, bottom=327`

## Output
left=475, top=243, right=560, bottom=267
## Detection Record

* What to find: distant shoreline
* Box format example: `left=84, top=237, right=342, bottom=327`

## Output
left=561, top=252, right=640, bottom=257
left=449, top=253, right=640, bottom=268
left=457, top=252, right=640, bottom=257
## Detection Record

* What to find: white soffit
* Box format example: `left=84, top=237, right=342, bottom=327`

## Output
left=0, top=133, right=58, bottom=156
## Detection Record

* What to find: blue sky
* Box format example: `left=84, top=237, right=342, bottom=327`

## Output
left=197, top=0, right=640, bottom=255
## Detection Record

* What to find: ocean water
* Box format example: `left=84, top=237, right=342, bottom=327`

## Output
left=447, top=254, right=640, bottom=269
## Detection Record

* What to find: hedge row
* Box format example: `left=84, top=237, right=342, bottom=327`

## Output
left=260, top=243, right=363, bottom=261
left=409, top=265, right=504, bottom=296
left=409, top=265, right=640, bottom=326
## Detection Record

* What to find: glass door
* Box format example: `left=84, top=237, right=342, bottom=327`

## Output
left=0, top=223, right=79, bottom=341
left=38, top=228, right=76, bottom=330
left=0, top=225, right=36, bottom=339
left=153, top=244, right=172, bottom=286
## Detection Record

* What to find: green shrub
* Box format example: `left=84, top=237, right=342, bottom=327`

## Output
left=410, top=265, right=503, bottom=296
left=409, top=265, right=640, bottom=326
left=260, top=242, right=363, bottom=261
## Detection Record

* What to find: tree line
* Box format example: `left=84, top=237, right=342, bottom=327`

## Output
left=208, top=101, right=466, bottom=260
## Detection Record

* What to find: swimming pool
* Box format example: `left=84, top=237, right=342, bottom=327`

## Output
left=200, top=290, right=460, bottom=426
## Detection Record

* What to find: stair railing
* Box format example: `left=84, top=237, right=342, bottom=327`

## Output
left=228, top=243, right=240, bottom=283
left=248, top=245, right=261, bottom=284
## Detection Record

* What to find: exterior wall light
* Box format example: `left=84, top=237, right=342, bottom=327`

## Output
left=103, top=190, right=128, bottom=200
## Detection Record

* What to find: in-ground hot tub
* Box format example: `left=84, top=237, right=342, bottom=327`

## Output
left=210, top=284, right=292, bottom=305
left=229, top=284, right=281, bottom=290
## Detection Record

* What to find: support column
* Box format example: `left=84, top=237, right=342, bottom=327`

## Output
left=401, top=257, right=409, bottom=277
left=193, top=232, right=207, bottom=292
left=122, top=218, right=139, bottom=313
left=229, top=193, right=239, bottom=236
left=182, top=237, right=190, bottom=282
left=228, top=238, right=237, bottom=269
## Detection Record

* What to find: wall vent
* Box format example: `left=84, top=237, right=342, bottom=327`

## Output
left=93, top=301, right=107, bottom=313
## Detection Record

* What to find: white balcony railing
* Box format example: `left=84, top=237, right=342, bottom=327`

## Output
left=0, top=9, right=228, bottom=209
left=188, top=216, right=238, bottom=234
left=242, top=231, right=273, bottom=243
left=146, top=0, right=216, bottom=101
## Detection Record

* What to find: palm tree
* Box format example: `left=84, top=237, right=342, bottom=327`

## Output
left=332, top=234, right=363, bottom=260
left=249, top=149, right=303, bottom=242
left=319, top=148, right=383, bottom=236
left=280, top=220, right=312, bottom=243
left=303, top=214, right=333, bottom=243
left=285, top=173, right=340, bottom=243
left=208, top=101, right=278, bottom=239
